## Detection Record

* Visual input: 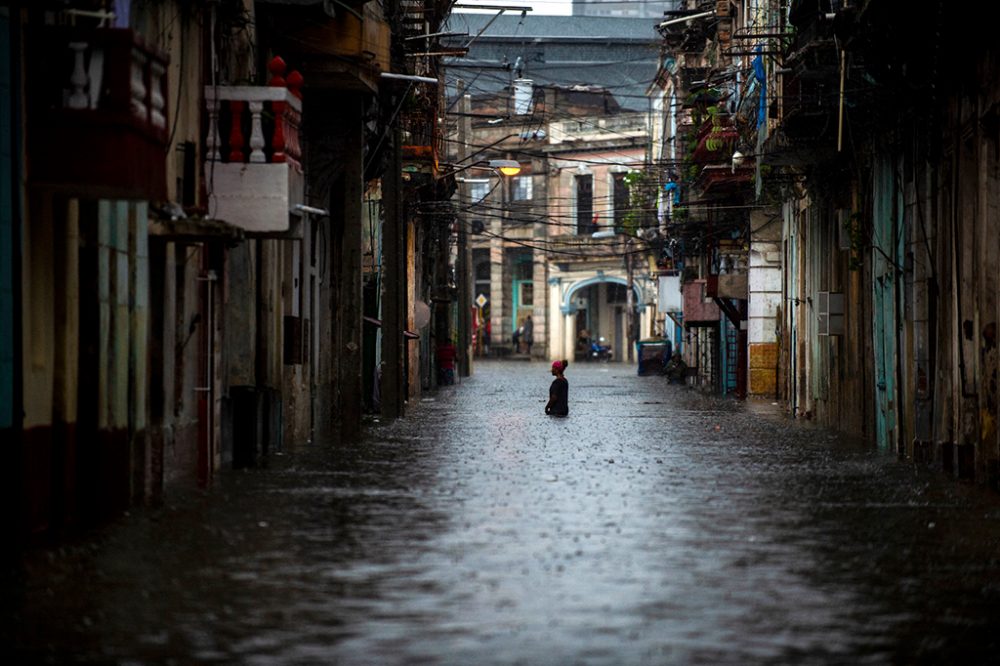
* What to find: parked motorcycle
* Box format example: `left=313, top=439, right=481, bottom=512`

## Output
left=589, top=337, right=612, bottom=362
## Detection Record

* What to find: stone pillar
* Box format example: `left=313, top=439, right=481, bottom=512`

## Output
left=338, top=93, right=364, bottom=439
left=549, top=283, right=563, bottom=361
left=532, top=250, right=547, bottom=358
left=489, top=238, right=504, bottom=350
left=564, top=312, right=577, bottom=364
left=748, top=208, right=782, bottom=397
left=381, top=121, right=405, bottom=419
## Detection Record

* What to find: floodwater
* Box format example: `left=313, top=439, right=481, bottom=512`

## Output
left=5, top=361, right=1000, bottom=664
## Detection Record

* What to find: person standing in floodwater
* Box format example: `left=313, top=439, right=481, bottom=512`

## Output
left=545, top=360, right=569, bottom=416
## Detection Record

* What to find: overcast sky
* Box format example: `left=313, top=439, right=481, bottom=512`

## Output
left=455, top=0, right=572, bottom=17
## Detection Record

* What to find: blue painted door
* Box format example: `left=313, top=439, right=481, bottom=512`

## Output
left=872, top=158, right=900, bottom=452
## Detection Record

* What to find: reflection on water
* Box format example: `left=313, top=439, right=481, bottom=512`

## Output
left=6, top=361, right=1000, bottom=664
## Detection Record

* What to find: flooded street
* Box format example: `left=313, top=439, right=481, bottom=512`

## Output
left=6, top=361, right=1000, bottom=664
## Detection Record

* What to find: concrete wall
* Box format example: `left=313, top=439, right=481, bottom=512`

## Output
left=21, top=196, right=152, bottom=531
left=748, top=209, right=781, bottom=397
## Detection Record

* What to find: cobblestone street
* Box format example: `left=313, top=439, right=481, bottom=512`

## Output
left=6, top=361, right=1000, bottom=664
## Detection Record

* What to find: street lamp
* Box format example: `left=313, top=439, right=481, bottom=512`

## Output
left=492, top=159, right=521, bottom=176
left=440, top=158, right=521, bottom=178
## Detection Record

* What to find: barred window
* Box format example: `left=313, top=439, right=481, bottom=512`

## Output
left=468, top=180, right=490, bottom=202
left=512, top=175, right=533, bottom=201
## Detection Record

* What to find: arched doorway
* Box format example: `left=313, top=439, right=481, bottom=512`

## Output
left=561, top=276, right=644, bottom=362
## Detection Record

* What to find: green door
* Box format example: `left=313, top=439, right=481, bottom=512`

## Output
left=872, top=157, right=900, bottom=453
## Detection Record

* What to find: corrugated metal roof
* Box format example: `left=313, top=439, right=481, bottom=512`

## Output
left=444, top=13, right=660, bottom=40
left=443, top=14, right=659, bottom=110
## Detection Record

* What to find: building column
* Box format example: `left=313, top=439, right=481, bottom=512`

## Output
left=381, top=117, right=405, bottom=419
left=337, top=93, right=364, bottom=439
left=456, top=87, right=473, bottom=376
left=564, top=312, right=576, bottom=364
left=532, top=250, right=546, bottom=358
left=549, top=283, right=563, bottom=361
left=489, top=238, right=504, bottom=349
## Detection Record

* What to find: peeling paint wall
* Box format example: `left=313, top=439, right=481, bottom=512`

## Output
left=748, top=209, right=781, bottom=397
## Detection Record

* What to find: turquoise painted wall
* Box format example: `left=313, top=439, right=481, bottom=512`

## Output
left=872, top=158, right=900, bottom=452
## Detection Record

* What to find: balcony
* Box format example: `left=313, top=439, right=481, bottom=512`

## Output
left=400, top=107, right=439, bottom=176
left=693, top=164, right=753, bottom=198
left=28, top=27, right=168, bottom=200
left=548, top=113, right=648, bottom=145
left=204, top=59, right=304, bottom=234
left=682, top=279, right=721, bottom=325
left=256, top=1, right=391, bottom=92
left=691, top=113, right=738, bottom=164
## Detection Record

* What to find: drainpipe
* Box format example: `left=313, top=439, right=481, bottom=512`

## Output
left=195, top=268, right=217, bottom=485
left=626, top=238, right=635, bottom=362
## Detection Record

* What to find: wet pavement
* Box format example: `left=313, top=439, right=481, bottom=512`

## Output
left=5, top=360, right=1000, bottom=664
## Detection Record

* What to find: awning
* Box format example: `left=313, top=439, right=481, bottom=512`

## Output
left=149, top=204, right=244, bottom=242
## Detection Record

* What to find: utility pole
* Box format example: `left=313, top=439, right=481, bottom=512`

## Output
left=626, top=236, right=635, bottom=363
left=456, top=82, right=473, bottom=377
left=339, top=93, right=364, bottom=438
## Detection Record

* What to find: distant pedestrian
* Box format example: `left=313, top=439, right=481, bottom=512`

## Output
left=545, top=359, right=569, bottom=417
left=512, top=321, right=521, bottom=353
left=664, top=352, right=687, bottom=384
left=523, top=315, right=534, bottom=356
left=436, top=340, right=457, bottom=385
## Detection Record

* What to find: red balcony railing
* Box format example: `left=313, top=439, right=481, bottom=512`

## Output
left=202, top=57, right=304, bottom=234
left=205, top=57, right=302, bottom=168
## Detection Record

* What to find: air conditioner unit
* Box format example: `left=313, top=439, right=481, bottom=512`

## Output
left=817, top=291, right=845, bottom=336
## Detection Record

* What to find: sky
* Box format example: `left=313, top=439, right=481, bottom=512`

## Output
left=454, top=0, right=572, bottom=17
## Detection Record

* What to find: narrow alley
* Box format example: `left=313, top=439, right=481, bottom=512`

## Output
left=6, top=362, right=1000, bottom=664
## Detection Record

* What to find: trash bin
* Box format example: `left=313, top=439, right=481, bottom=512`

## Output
left=636, top=339, right=671, bottom=376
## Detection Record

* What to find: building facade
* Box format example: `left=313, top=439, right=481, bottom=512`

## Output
left=3, top=0, right=454, bottom=542
left=446, top=81, right=657, bottom=364
left=649, top=0, right=1000, bottom=489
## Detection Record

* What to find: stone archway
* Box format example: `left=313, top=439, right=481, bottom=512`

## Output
left=549, top=276, right=647, bottom=362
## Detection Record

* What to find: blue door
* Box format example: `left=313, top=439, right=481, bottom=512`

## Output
left=872, top=158, right=900, bottom=452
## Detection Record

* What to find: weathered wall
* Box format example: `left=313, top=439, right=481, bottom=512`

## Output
left=748, top=209, right=781, bottom=397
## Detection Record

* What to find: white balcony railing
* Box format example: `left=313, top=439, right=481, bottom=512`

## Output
left=204, top=57, right=304, bottom=233
left=29, top=27, right=169, bottom=198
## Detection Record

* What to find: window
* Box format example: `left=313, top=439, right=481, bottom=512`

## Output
left=512, top=174, right=533, bottom=201
left=515, top=259, right=533, bottom=280
left=576, top=174, right=595, bottom=235
left=468, top=179, right=490, bottom=202
left=520, top=283, right=534, bottom=306
left=613, top=172, right=630, bottom=231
